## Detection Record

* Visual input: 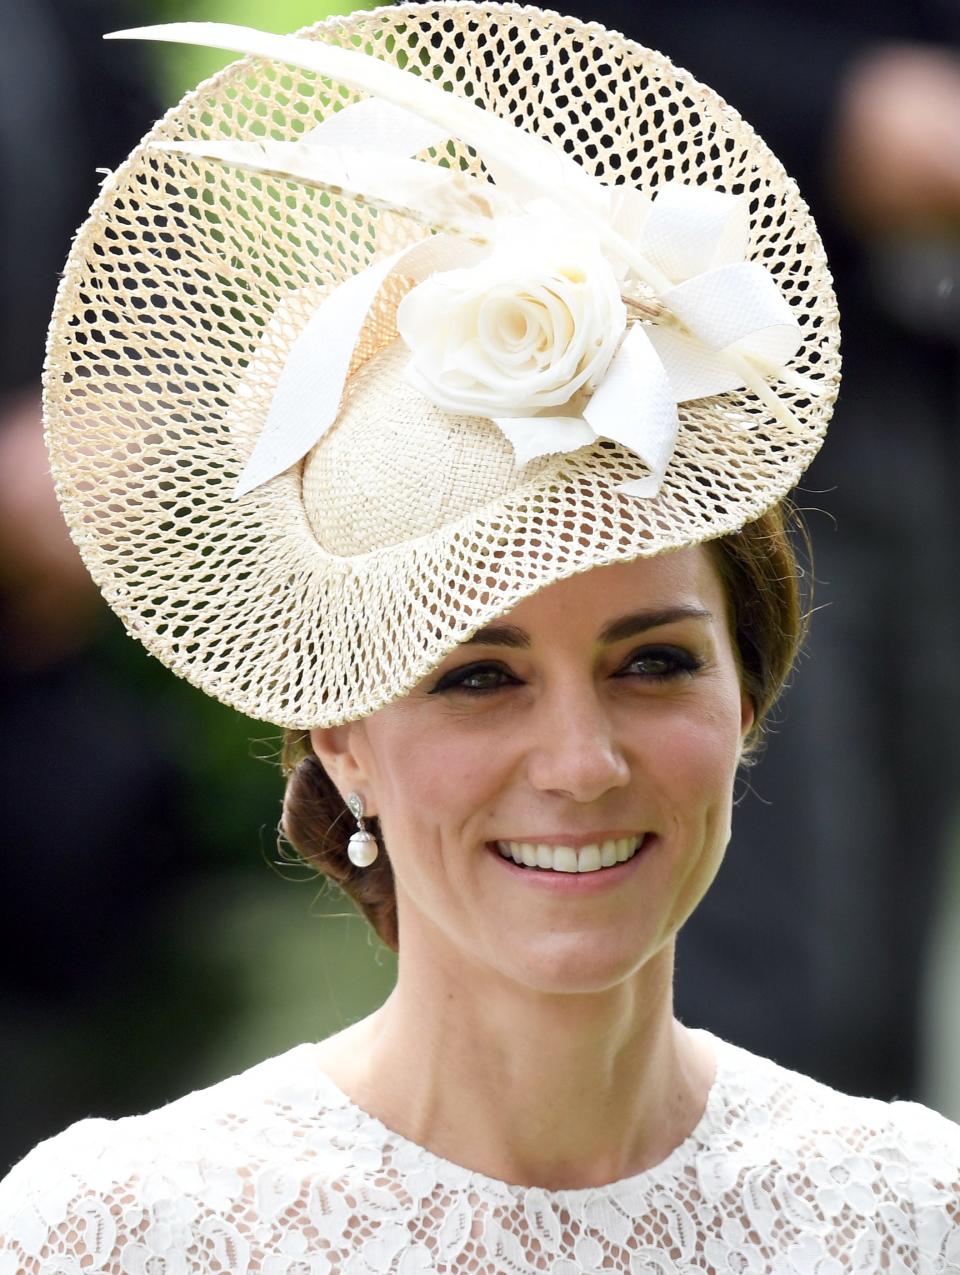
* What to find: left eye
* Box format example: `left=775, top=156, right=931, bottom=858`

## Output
left=619, top=646, right=701, bottom=680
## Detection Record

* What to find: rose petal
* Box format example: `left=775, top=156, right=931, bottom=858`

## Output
left=397, top=208, right=626, bottom=417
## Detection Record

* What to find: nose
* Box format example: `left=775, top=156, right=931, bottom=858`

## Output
left=525, top=680, right=631, bottom=803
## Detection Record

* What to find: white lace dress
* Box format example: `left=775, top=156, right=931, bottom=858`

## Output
left=1, top=1031, right=958, bottom=1274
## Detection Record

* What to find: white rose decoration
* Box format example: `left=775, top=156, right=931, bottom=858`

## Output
left=396, top=214, right=627, bottom=418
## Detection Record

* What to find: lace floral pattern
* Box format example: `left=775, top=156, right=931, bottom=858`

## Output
left=1, top=1034, right=958, bottom=1273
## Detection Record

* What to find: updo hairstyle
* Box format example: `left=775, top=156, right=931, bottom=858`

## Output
left=281, top=501, right=809, bottom=953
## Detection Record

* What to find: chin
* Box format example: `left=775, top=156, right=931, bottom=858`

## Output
left=493, top=930, right=665, bottom=996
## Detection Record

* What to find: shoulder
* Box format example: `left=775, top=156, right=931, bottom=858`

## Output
left=707, top=1034, right=960, bottom=1259
left=882, top=1098, right=960, bottom=1263
left=713, top=1032, right=960, bottom=1163
left=0, top=1042, right=350, bottom=1273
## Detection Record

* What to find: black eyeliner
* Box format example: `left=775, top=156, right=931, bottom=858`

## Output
left=428, top=660, right=519, bottom=695
left=616, top=644, right=703, bottom=680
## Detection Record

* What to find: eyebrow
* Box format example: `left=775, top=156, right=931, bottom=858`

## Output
left=464, top=606, right=713, bottom=649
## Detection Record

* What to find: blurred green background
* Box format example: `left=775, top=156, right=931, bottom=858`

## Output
left=149, top=0, right=366, bottom=94
left=126, top=0, right=399, bottom=1085
left=1, top=0, right=397, bottom=1176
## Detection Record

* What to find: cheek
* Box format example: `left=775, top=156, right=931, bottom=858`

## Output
left=640, top=686, right=744, bottom=814
left=360, top=717, right=504, bottom=843
left=644, top=689, right=743, bottom=934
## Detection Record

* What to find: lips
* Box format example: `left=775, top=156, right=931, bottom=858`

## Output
left=494, top=835, right=645, bottom=873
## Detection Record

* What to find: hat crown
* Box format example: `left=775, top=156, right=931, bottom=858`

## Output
left=303, top=340, right=549, bottom=555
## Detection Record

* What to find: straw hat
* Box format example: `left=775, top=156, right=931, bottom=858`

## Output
left=44, top=2, right=839, bottom=728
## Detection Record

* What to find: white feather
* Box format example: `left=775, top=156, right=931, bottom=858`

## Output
left=107, top=22, right=605, bottom=217
left=157, top=139, right=510, bottom=240
left=302, top=96, right=449, bottom=158
left=108, top=21, right=677, bottom=291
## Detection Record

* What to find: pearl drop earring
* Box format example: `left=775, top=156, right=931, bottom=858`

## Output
left=346, top=792, right=379, bottom=868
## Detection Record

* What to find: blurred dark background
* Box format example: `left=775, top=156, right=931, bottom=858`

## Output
left=0, top=0, right=395, bottom=1178
left=563, top=0, right=960, bottom=1107
left=1, top=0, right=958, bottom=1177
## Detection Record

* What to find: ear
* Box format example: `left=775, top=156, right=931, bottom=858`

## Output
left=309, top=724, right=375, bottom=812
left=739, top=691, right=756, bottom=752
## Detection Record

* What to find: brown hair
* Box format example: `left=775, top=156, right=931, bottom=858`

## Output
left=281, top=500, right=810, bottom=953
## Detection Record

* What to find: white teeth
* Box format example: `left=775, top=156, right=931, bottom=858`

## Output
left=496, top=836, right=644, bottom=873
left=578, top=844, right=601, bottom=873
left=553, top=846, right=578, bottom=873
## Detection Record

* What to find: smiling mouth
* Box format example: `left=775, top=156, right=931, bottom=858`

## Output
left=494, top=835, right=646, bottom=874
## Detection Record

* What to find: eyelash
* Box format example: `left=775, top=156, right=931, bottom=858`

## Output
left=430, top=646, right=703, bottom=695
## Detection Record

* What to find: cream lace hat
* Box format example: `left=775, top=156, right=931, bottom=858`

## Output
left=45, top=2, right=840, bottom=728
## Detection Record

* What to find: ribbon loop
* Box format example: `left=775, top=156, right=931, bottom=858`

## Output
left=639, top=181, right=749, bottom=282
left=583, top=324, right=678, bottom=495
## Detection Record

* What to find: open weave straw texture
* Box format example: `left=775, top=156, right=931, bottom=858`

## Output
left=44, top=1, right=840, bottom=728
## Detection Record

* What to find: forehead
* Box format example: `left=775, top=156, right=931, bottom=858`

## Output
left=483, top=546, right=727, bottom=638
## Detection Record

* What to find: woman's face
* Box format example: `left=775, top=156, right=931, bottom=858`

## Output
left=313, top=547, right=753, bottom=994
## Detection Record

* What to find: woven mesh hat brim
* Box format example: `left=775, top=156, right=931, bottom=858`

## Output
left=45, top=2, right=839, bottom=728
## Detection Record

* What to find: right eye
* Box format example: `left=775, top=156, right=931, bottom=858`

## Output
left=429, top=661, right=521, bottom=695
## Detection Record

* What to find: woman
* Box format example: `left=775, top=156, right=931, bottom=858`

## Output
left=2, top=3, right=958, bottom=1270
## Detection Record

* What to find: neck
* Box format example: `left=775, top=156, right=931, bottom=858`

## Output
left=321, top=927, right=714, bottom=1190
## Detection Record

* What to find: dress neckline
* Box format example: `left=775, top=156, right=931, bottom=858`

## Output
left=305, top=1027, right=731, bottom=1200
